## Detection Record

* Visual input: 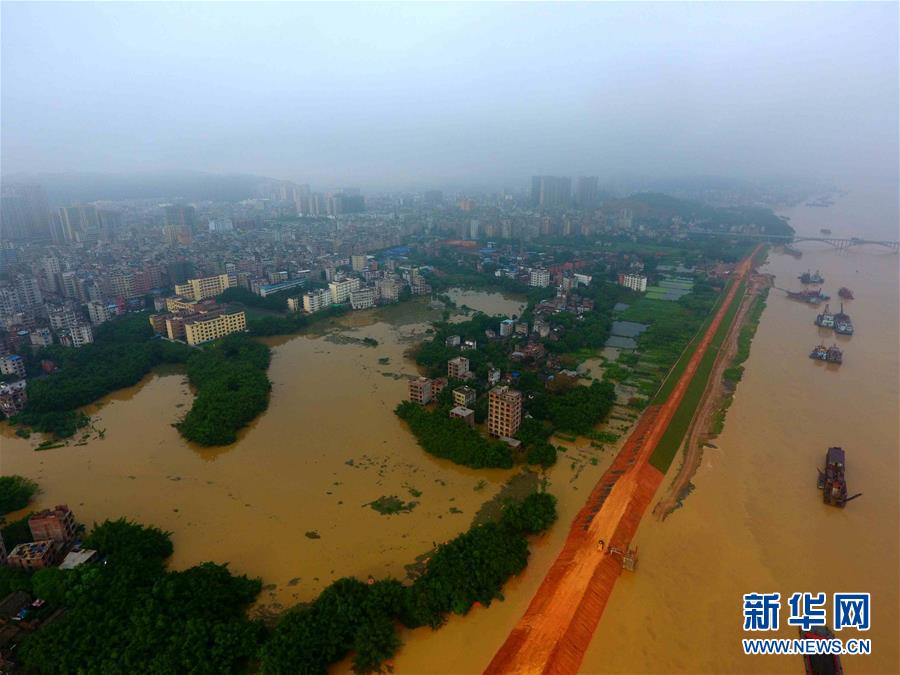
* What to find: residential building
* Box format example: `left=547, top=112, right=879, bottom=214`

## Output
left=183, top=309, right=247, bottom=346
left=452, top=385, right=476, bottom=408
left=351, top=254, right=368, bottom=272
left=59, top=323, right=93, bottom=348
left=575, top=176, right=600, bottom=208
left=7, top=541, right=56, bottom=570
left=28, top=505, right=76, bottom=545
left=488, top=386, right=523, bottom=438
left=303, top=288, right=332, bottom=313
left=449, top=406, right=475, bottom=428
left=375, top=278, right=399, bottom=303
left=431, top=377, right=448, bottom=398
left=0, top=380, right=28, bottom=417
left=530, top=176, right=571, bottom=207
left=618, top=272, right=648, bottom=293
left=87, top=301, right=112, bottom=326
left=174, top=274, right=234, bottom=301
left=447, top=356, right=470, bottom=379
left=499, top=319, right=515, bottom=337
left=29, top=327, right=53, bottom=348
left=529, top=269, right=551, bottom=287
left=0, top=355, right=26, bottom=379
left=488, top=368, right=502, bottom=385
left=349, top=287, right=375, bottom=310
left=258, top=276, right=307, bottom=298
left=445, top=335, right=461, bottom=347
left=408, top=377, right=433, bottom=405
left=287, top=297, right=302, bottom=313
left=328, top=277, right=361, bottom=304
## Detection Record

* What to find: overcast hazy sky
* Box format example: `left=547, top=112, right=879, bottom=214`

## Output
left=2, top=2, right=897, bottom=190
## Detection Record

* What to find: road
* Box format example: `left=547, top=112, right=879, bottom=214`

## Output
left=484, top=247, right=759, bottom=675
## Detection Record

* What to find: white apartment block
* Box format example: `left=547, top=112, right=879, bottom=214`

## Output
left=619, top=273, right=648, bottom=293
left=303, top=288, right=333, bottom=314
left=529, top=269, right=551, bottom=287
left=174, top=274, right=234, bottom=301
left=328, top=277, right=361, bottom=304
left=349, top=287, right=375, bottom=310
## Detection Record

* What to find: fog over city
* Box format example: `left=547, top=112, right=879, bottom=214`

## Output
left=2, top=2, right=898, bottom=191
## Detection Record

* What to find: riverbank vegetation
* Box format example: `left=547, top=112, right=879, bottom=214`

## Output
left=649, top=280, right=746, bottom=472
left=0, top=475, right=38, bottom=517
left=176, top=334, right=272, bottom=445
left=16, top=519, right=263, bottom=674
left=12, top=314, right=193, bottom=437
left=260, top=491, right=557, bottom=674
left=395, top=400, right=514, bottom=469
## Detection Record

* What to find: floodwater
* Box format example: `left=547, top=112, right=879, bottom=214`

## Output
left=0, top=290, right=537, bottom=614
left=390, top=187, right=899, bottom=674
left=445, top=287, right=526, bottom=317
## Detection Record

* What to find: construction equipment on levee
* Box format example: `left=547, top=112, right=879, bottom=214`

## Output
left=817, top=447, right=862, bottom=507
left=800, top=626, right=844, bottom=675
left=799, top=269, right=825, bottom=285
left=606, top=546, right=639, bottom=571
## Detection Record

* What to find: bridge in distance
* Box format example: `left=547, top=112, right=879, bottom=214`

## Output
left=690, top=230, right=900, bottom=253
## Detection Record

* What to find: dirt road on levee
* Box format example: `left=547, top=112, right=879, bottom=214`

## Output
left=484, top=248, right=759, bottom=675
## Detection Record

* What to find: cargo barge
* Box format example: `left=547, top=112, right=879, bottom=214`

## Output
left=833, top=303, right=854, bottom=335
left=838, top=287, right=854, bottom=300
left=799, top=269, right=825, bottom=285
left=817, top=447, right=862, bottom=507
left=814, top=305, right=835, bottom=328
left=783, top=245, right=802, bottom=259
left=809, top=344, right=842, bottom=364
left=786, top=288, right=830, bottom=305
left=799, top=626, right=843, bottom=675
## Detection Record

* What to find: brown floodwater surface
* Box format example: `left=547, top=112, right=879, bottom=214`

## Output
left=1, top=295, right=527, bottom=611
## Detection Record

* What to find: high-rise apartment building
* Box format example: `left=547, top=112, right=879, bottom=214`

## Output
left=302, top=288, right=332, bottom=313
left=349, top=287, right=375, bottom=310
left=529, top=269, right=551, bottom=287
left=488, top=386, right=523, bottom=438
left=575, top=176, right=600, bottom=208
left=328, top=277, right=361, bottom=304
left=351, top=254, right=368, bottom=272
left=618, top=273, right=648, bottom=293
left=531, top=176, right=571, bottom=208
left=0, top=184, right=50, bottom=240
left=183, top=309, right=247, bottom=346
left=174, top=274, right=234, bottom=301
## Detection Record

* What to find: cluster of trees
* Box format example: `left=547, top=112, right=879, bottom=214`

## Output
left=261, top=492, right=557, bottom=674
left=14, top=314, right=192, bottom=437
left=17, top=519, right=264, bottom=674
left=245, top=304, right=350, bottom=337
left=0, top=474, right=38, bottom=516
left=217, top=286, right=291, bottom=312
left=176, top=335, right=272, bottom=445
left=394, top=400, right=513, bottom=469
left=415, top=313, right=513, bottom=379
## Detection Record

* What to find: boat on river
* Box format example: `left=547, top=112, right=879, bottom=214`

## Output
left=838, top=287, right=854, bottom=300
left=799, top=269, right=825, bottom=285
left=817, top=446, right=862, bottom=507
left=814, top=305, right=834, bottom=328
left=834, top=303, right=854, bottom=335
left=799, top=625, right=843, bottom=675
left=786, top=288, right=829, bottom=305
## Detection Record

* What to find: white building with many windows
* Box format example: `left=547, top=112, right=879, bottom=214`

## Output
left=302, top=288, right=332, bottom=314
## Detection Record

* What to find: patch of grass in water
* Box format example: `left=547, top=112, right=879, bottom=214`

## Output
left=366, top=495, right=419, bottom=515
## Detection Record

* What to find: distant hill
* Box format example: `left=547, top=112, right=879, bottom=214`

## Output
left=603, top=191, right=794, bottom=237
left=0, top=171, right=281, bottom=205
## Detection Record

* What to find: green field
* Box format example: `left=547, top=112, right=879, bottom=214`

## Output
left=648, top=279, right=746, bottom=472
